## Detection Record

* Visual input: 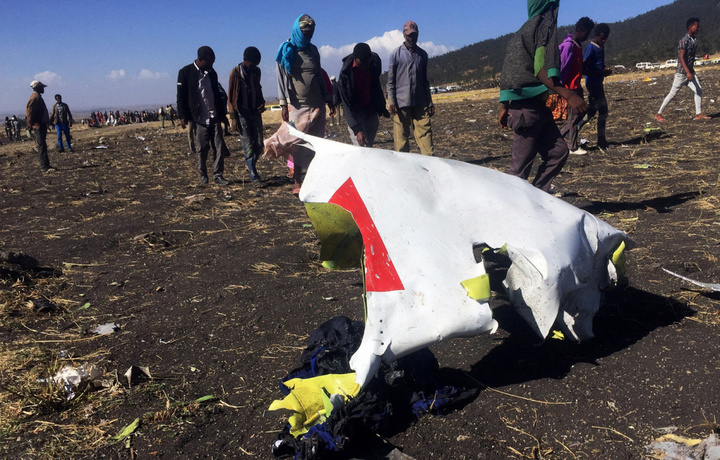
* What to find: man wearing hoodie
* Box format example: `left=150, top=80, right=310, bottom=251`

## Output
left=338, top=43, right=390, bottom=147
left=498, top=0, right=588, bottom=193
left=559, top=17, right=594, bottom=155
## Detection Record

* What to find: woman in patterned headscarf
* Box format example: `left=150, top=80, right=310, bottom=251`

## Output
left=264, top=14, right=335, bottom=196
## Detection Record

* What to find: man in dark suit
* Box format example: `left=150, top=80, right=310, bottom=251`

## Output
left=177, top=46, right=230, bottom=185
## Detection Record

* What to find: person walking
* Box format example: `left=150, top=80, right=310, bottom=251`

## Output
left=266, top=14, right=335, bottom=195
left=498, top=0, right=587, bottom=193
left=558, top=17, right=594, bottom=155
left=338, top=42, right=390, bottom=147
left=176, top=46, right=230, bottom=185
left=228, top=46, right=266, bottom=182
left=387, top=21, right=434, bottom=156
left=655, top=18, right=711, bottom=122
left=575, top=23, right=612, bottom=150
left=50, top=94, right=74, bottom=152
left=26, top=80, right=54, bottom=172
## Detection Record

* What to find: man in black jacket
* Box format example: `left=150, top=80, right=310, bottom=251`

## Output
left=177, top=46, right=230, bottom=185
left=338, top=43, right=390, bottom=147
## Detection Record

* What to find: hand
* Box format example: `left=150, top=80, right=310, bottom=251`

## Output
left=258, top=105, right=266, bottom=113
left=567, top=93, right=588, bottom=116
left=356, top=131, right=367, bottom=146
left=328, top=102, right=336, bottom=117
left=686, top=72, right=694, bottom=81
left=180, top=119, right=187, bottom=129
left=498, top=105, right=509, bottom=129
left=428, top=106, right=435, bottom=117
left=281, top=105, right=289, bottom=122
left=229, top=118, right=237, bottom=132
left=389, top=104, right=397, bottom=115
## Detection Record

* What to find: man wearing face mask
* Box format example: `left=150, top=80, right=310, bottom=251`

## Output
left=387, top=21, right=435, bottom=156
left=272, top=14, right=335, bottom=195
left=338, top=42, right=390, bottom=147
left=177, top=46, right=230, bottom=186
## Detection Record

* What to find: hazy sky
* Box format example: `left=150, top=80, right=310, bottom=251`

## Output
left=1, top=0, right=674, bottom=114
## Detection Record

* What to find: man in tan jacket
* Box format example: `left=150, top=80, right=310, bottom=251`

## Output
left=26, top=80, right=54, bottom=172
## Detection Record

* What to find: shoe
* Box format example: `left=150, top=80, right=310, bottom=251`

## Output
left=214, top=176, right=230, bottom=186
left=68, top=148, right=74, bottom=153
left=597, top=141, right=609, bottom=151
left=57, top=149, right=65, bottom=153
left=200, top=174, right=209, bottom=184
left=654, top=113, right=666, bottom=122
left=42, top=167, right=57, bottom=173
left=570, top=148, right=588, bottom=155
left=292, top=187, right=301, bottom=196
left=694, top=113, right=711, bottom=121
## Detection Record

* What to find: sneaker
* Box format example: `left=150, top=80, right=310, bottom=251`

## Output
left=570, top=148, right=588, bottom=155
left=214, top=176, right=230, bottom=186
left=694, top=113, right=711, bottom=121
left=42, top=166, right=57, bottom=173
left=57, top=149, right=65, bottom=153
left=200, top=174, right=209, bottom=184
left=654, top=113, right=666, bottom=122
left=68, top=148, right=75, bottom=153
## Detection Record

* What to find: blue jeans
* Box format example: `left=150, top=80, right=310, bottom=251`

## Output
left=55, top=123, right=72, bottom=150
left=237, top=112, right=263, bottom=180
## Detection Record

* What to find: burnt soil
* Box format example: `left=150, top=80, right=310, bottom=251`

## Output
left=2, top=69, right=720, bottom=460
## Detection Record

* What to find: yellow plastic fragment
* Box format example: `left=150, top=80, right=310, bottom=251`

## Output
left=268, top=373, right=360, bottom=437
left=461, top=274, right=491, bottom=301
left=551, top=330, right=565, bottom=340
left=611, top=241, right=626, bottom=275
left=655, top=434, right=702, bottom=446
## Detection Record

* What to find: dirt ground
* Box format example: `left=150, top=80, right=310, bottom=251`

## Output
left=2, top=68, right=720, bottom=460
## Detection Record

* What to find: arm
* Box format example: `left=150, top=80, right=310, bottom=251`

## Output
left=67, top=105, right=74, bottom=126
left=50, top=104, right=58, bottom=125
left=422, top=50, right=435, bottom=116
left=386, top=49, right=397, bottom=114
left=276, top=62, right=291, bottom=122
left=537, top=68, right=587, bottom=114
left=257, top=68, right=266, bottom=112
left=176, top=67, right=190, bottom=128
left=679, top=49, right=693, bottom=80
left=227, top=68, right=239, bottom=130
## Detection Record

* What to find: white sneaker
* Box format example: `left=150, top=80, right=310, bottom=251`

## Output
left=570, top=148, right=588, bottom=155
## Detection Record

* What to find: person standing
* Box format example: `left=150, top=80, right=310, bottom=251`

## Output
left=559, top=17, right=594, bottom=155
left=4, top=117, right=12, bottom=141
left=270, top=14, right=335, bottom=195
left=26, top=80, right=55, bottom=172
left=228, top=46, right=266, bottom=182
left=498, top=0, right=587, bottom=193
left=11, top=115, right=21, bottom=141
left=655, top=18, right=710, bottom=122
left=50, top=94, right=74, bottom=152
left=338, top=42, right=390, bottom=147
left=387, top=21, right=434, bottom=156
left=575, top=23, right=612, bottom=150
left=176, top=46, right=230, bottom=186
left=159, top=107, right=165, bottom=128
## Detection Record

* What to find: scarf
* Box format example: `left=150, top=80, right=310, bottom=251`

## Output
left=276, top=15, right=312, bottom=73
left=527, top=0, right=559, bottom=19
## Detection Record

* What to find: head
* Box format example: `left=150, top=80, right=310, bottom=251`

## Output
left=575, top=17, right=595, bottom=42
left=593, top=23, right=610, bottom=46
left=403, top=21, right=419, bottom=48
left=298, top=14, right=315, bottom=40
left=55, top=94, right=62, bottom=103
left=687, top=18, right=700, bottom=36
left=242, top=46, right=261, bottom=69
left=352, top=42, right=372, bottom=70
left=30, top=80, right=46, bottom=94
left=196, top=46, right=216, bottom=71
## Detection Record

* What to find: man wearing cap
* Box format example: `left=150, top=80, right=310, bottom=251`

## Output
left=387, top=21, right=434, bottom=156
left=26, top=80, right=54, bottom=172
left=338, top=42, right=390, bottom=147
left=177, top=45, right=230, bottom=186
left=228, top=46, right=265, bottom=182
left=50, top=94, right=75, bottom=152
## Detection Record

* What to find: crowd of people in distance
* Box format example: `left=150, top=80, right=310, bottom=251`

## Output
left=20, top=2, right=715, bottom=197
left=3, top=115, right=22, bottom=141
